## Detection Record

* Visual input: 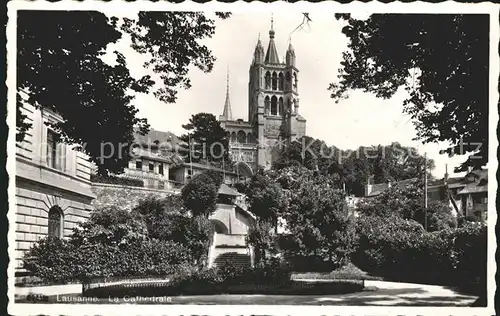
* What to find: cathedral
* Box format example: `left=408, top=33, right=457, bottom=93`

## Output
left=219, top=19, right=307, bottom=177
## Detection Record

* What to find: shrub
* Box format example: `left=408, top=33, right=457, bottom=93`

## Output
left=132, top=197, right=214, bottom=267
left=22, top=237, right=78, bottom=284
left=353, top=214, right=487, bottom=293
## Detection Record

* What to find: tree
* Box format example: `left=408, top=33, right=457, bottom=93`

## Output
left=330, top=14, right=489, bottom=172
left=179, top=113, right=231, bottom=166
left=17, top=11, right=230, bottom=175
left=357, top=178, right=457, bottom=231
left=246, top=173, right=286, bottom=227
left=181, top=171, right=221, bottom=217
left=282, top=174, right=357, bottom=267
left=246, top=221, right=279, bottom=265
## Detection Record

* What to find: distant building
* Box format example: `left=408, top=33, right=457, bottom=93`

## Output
left=219, top=18, right=306, bottom=175
left=454, top=169, right=488, bottom=221
left=122, top=128, right=185, bottom=191
left=363, top=168, right=489, bottom=222
left=15, top=103, right=95, bottom=280
left=169, top=162, right=240, bottom=185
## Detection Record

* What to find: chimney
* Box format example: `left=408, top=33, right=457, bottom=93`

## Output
left=444, top=164, right=449, bottom=182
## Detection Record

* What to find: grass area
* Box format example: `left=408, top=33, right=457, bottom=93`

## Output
left=291, top=263, right=383, bottom=281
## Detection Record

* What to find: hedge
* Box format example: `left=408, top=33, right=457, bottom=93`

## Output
left=352, top=215, right=487, bottom=295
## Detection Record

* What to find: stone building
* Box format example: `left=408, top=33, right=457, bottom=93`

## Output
left=219, top=18, right=307, bottom=175
left=15, top=103, right=95, bottom=280
left=123, top=128, right=185, bottom=191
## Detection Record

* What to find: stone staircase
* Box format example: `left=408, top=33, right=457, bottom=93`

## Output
left=209, top=233, right=253, bottom=268
left=213, top=252, right=252, bottom=268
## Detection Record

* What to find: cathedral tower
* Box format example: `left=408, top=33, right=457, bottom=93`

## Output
left=248, top=18, right=306, bottom=170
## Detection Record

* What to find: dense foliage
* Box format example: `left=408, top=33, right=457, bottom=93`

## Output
left=330, top=14, right=488, bottom=172
left=353, top=216, right=486, bottom=295
left=179, top=113, right=231, bottom=166
left=18, top=11, right=230, bottom=175
left=132, top=196, right=214, bottom=266
left=246, top=173, right=286, bottom=225
left=181, top=171, right=222, bottom=217
left=275, top=136, right=434, bottom=197
left=281, top=174, right=357, bottom=268
left=357, top=178, right=457, bottom=231
left=23, top=196, right=216, bottom=283
left=246, top=221, right=279, bottom=264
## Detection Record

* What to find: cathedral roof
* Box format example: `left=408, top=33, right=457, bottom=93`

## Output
left=265, top=18, right=280, bottom=64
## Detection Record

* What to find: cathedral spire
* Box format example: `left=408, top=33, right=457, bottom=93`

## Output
left=222, top=67, right=233, bottom=120
left=265, top=15, right=280, bottom=64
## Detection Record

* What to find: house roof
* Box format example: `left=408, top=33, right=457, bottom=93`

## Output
left=457, top=184, right=488, bottom=195
left=219, top=183, right=240, bottom=196
left=134, top=128, right=186, bottom=149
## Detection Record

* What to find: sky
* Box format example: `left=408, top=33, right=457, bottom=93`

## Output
left=104, top=10, right=472, bottom=179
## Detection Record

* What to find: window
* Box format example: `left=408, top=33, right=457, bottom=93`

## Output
left=272, top=72, right=278, bottom=90
left=159, top=163, right=164, bottom=175
left=149, top=162, right=154, bottom=172
left=48, top=206, right=63, bottom=238
left=270, top=96, right=278, bottom=115
left=136, top=160, right=142, bottom=170
left=46, top=130, right=66, bottom=171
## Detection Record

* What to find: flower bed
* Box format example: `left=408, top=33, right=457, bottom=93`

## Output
left=83, top=262, right=365, bottom=298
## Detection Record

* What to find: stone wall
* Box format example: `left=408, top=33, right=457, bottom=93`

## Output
left=15, top=178, right=93, bottom=272
left=91, top=183, right=179, bottom=211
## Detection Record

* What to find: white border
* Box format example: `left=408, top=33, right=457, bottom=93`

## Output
left=6, top=1, right=499, bottom=315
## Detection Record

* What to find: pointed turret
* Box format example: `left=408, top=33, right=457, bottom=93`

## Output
left=222, top=69, right=233, bottom=120
left=264, top=16, right=280, bottom=64
left=253, top=33, right=265, bottom=65
left=286, top=39, right=296, bottom=67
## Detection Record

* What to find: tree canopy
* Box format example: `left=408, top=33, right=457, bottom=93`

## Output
left=181, top=171, right=222, bottom=217
left=179, top=113, right=231, bottom=166
left=275, top=136, right=434, bottom=197
left=17, top=11, right=230, bottom=175
left=329, top=14, right=489, bottom=172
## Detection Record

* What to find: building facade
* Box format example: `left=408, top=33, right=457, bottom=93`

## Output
left=15, top=103, right=95, bottom=278
left=122, top=128, right=185, bottom=191
left=220, top=19, right=307, bottom=175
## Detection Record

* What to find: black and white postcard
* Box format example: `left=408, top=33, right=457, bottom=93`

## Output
left=6, top=1, right=498, bottom=315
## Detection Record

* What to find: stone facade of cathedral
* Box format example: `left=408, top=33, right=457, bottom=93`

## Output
left=219, top=20, right=307, bottom=176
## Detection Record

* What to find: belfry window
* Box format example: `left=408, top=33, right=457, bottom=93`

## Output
left=271, top=96, right=278, bottom=116
left=278, top=73, right=284, bottom=90
left=265, top=72, right=271, bottom=89
left=272, top=72, right=278, bottom=90
left=264, top=96, right=270, bottom=115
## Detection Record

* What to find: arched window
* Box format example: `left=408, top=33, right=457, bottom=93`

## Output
left=231, top=132, right=237, bottom=142
left=293, top=73, right=298, bottom=89
left=285, top=72, right=291, bottom=91
left=265, top=72, right=271, bottom=90
left=271, top=96, right=278, bottom=116
left=279, top=97, right=284, bottom=116
left=278, top=73, right=284, bottom=90
left=272, top=72, right=278, bottom=90
left=237, top=130, right=247, bottom=144
left=48, top=206, right=63, bottom=238
left=264, top=96, right=270, bottom=115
